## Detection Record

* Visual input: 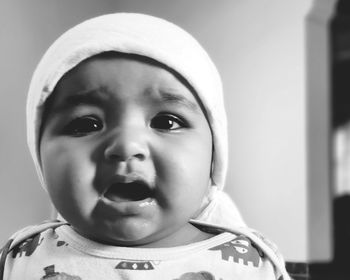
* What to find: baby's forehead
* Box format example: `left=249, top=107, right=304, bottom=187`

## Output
left=44, top=52, right=205, bottom=116
left=56, top=52, right=190, bottom=91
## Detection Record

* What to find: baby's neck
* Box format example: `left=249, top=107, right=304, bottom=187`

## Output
left=76, top=222, right=214, bottom=248
left=137, top=223, right=214, bottom=248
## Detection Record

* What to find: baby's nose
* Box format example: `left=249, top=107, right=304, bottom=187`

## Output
left=104, top=126, right=150, bottom=162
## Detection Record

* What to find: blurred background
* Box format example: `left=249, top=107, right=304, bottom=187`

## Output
left=0, top=0, right=343, bottom=276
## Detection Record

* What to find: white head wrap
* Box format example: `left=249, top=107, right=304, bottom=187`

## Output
left=26, top=13, right=246, bottom=228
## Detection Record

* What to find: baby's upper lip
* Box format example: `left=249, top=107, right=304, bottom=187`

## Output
left=111, top=173, right=152, bottom=184
left=103, top=173, right=155, bottom=202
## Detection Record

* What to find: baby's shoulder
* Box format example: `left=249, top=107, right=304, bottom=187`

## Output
left=1, top=220, right=68, bottom=254
left=190, top=219, right=291, bottom=280
left=0, top=220, right=68, bottom=279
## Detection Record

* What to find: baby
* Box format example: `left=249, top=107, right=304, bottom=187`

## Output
left=0, top=13, right=291, bottom=280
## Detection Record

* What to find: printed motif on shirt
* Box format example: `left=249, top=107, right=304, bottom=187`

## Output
left=11, top=233, right=43, bottom=258
left=173, top=271, right=217, bottom=280
left=209, top=235, right=263, bottom=267
left=40, top=264, right=81, bottom=280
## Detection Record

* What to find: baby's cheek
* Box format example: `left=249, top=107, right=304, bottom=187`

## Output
left=41, top=142, right=90, bottom=193
left=45, top=152, right=98, bottom=221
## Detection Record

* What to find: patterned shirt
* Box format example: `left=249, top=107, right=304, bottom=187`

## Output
left=0, top=221, right=290, bottom=280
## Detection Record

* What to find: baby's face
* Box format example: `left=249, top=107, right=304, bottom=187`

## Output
left=40, top=53, right=212, bottom=247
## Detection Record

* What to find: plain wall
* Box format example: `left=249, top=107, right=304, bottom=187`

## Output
left=0, top=0, right=329, bottom=262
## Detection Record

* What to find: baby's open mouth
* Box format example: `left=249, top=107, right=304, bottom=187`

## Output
left=103, top=181, right=154, bottom=202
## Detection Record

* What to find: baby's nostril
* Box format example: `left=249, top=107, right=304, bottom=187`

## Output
left=105, top=149, right=146, bottom=162
left=103, top=134, right=149, bottom=163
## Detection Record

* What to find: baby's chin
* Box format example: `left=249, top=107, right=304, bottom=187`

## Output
left=71, top=217, right=207, bottom=248
left=68, top=214, right=165, bottom=247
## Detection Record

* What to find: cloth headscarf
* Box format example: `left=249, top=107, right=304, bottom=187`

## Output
left=26, top=13, right=246, bottom=228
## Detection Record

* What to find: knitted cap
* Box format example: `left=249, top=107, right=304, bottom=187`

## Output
left=26, top=13, right=245, bottom=227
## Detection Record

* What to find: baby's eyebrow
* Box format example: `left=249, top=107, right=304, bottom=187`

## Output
left=54, top=88, right=109, bottom=111
left=157, top=91, right=201, bottom=114
left=52, top=88, right=201, bottom=114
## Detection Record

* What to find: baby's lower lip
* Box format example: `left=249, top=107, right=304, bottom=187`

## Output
left=103, top=193, right=151, bottom=203
left=98, top=196, right=157, bottom=216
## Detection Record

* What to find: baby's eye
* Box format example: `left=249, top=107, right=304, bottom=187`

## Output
left=63, top=116, right=103, bottom=136
left=150, top=114, right=186, bottom=130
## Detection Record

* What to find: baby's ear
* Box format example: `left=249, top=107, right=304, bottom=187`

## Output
left=210, top=143, right=215, bottom=176
left=208, top=177, right=213, bottom=190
